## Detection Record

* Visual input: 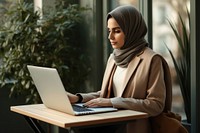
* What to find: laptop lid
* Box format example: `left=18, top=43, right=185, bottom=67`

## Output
left=27, top=65, right=117, bottom=115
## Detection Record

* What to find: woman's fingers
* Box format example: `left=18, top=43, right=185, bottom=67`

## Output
left=84, top=98, right=112, bottom=107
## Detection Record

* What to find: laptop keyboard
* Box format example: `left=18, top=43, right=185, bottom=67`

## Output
left=72, top=105, right=92, bottom=112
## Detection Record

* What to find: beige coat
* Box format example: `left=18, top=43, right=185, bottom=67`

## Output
left=81, top=47, right=172, bottom=133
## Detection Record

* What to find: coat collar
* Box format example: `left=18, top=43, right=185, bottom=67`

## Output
left=101, top=54, right=142, bottom=97
left=119, top=56, right=142, bottom=96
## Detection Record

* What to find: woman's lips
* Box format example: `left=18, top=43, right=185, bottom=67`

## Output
left=111, top=42, right=117, bottom=45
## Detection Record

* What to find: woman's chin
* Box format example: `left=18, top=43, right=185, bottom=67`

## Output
left=112, top=45, right=119, bottom=49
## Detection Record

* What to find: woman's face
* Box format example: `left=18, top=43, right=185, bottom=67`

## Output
left=107, top=17, right=125, bottom=49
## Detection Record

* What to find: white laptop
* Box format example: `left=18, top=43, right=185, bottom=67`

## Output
left=27, top=65, right=117, bottom=115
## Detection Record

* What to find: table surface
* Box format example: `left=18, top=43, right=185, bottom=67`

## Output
left=10, top=104, right=148, bottom=128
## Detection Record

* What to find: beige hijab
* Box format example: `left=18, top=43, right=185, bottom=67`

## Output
left=107, top=5, right=148, bottom=68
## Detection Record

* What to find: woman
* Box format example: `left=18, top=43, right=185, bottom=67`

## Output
left=67, top=5, right=172, bottom=133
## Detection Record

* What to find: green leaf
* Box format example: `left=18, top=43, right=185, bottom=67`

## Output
left=165, top=9, right=191, bottom=123
left=0, top=1, right=90, bottom=104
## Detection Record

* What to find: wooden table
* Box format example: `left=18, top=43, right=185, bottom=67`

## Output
left=11, top=104, right=148, bottom=133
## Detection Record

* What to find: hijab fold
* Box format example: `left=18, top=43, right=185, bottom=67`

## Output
left=107, top=5, right=148, bottom=68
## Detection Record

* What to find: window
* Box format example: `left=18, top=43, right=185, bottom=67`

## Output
left=153, top=0, right=190, bottom=119
left=110, top=0, right=139, bottom=9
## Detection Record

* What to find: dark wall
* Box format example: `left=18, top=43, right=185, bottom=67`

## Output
left=0, top=87, right=33, bottom=133
left=0, top=87, right=48, bottom=133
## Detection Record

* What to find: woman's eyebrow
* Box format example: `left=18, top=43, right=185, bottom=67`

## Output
left=107, top=27, right=121, bottom=30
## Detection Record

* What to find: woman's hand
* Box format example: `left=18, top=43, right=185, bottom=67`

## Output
left=66, top=92, right=79, bottom=103
left=84, top=98, right=112, bottom=107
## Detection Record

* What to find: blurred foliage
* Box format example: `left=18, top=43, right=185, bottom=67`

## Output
left=0, top=1, right=91, bottom=103
left=166, top=9, right=190, bottom=123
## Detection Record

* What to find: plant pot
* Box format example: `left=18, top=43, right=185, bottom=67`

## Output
left=181, top=119, right=191, bottom=133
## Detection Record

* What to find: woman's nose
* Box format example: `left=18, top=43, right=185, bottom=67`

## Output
left=108, top=32, right=114, bottom=40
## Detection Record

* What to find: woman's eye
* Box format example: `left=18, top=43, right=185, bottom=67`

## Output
left=115, top=30, right=121, bottom=33
left=107, top=29, right=121, bottom=33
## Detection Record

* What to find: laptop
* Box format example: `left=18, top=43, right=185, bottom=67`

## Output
left=27, top=65, right=117, bottom=115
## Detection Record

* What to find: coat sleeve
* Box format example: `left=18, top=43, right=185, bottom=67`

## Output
left=110, top=55, right=167, bottom=117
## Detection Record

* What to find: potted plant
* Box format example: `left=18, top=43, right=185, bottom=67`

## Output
left=165, top=9, right=191, bottom=130
left=0, top=1, right=90, bottom=104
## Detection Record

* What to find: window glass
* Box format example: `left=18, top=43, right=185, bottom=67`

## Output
left=153, top=0, right=190, bottom=119
left=110, top=0, right=139, bottom=9
left=0, top=0, right=17, bottom=23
